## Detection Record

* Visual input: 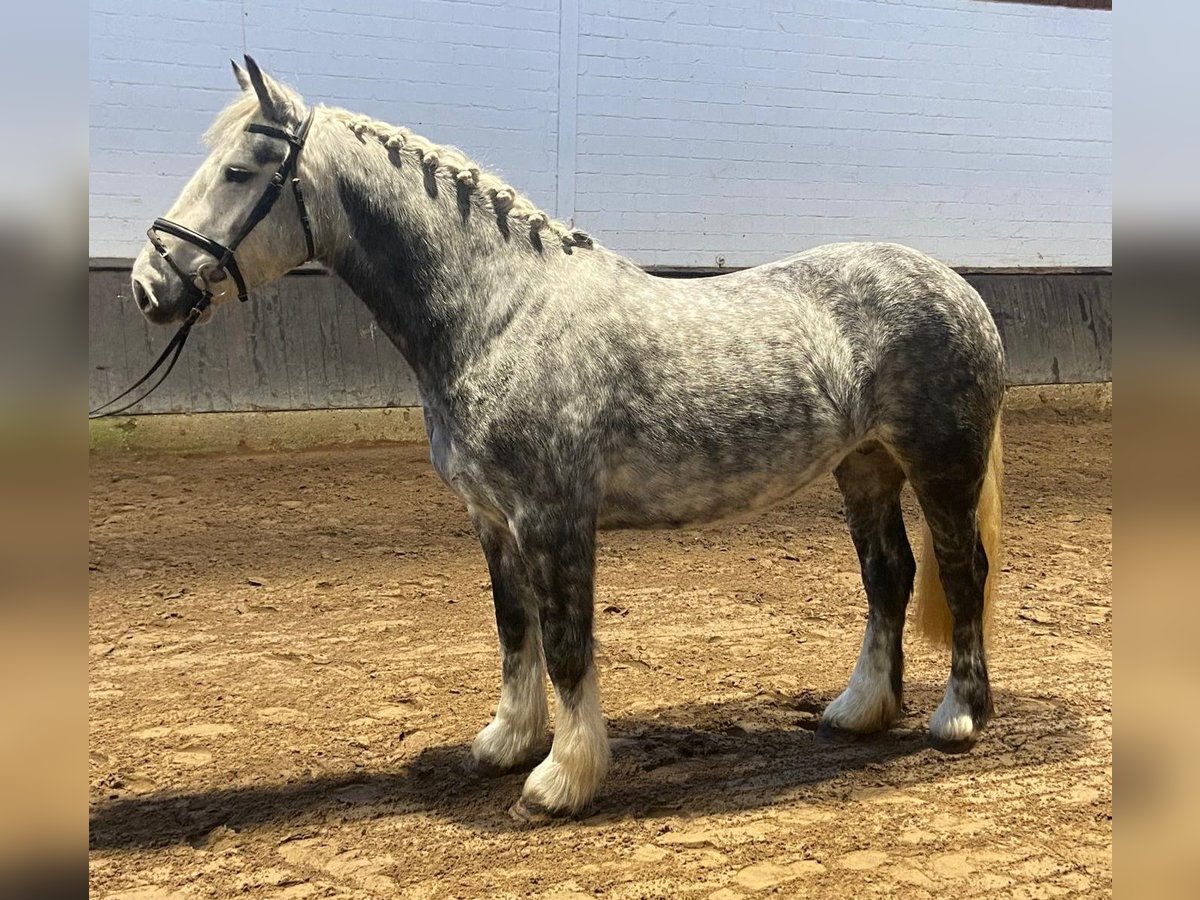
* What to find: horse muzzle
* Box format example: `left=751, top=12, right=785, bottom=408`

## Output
left=130, top=263, right=203, bottom=325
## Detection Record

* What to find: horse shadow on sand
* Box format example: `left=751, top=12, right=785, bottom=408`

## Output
left=90, top=683, right=1086, bottom=852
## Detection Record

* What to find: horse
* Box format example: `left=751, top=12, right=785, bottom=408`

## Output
left=128, top=57, right=1005, bottom=821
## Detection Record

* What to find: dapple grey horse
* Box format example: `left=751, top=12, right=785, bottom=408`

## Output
left=129, top=58, right=1005, bottom=820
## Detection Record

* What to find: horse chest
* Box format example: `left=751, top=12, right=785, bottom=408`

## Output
left=423, top=406, right=461, bottom=487
left=422, top=405, right=508, bottom=519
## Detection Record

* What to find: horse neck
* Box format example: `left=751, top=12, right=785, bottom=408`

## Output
left=305, top=111, right=534, bottom=392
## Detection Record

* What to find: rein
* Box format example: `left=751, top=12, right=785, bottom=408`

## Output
left=89, top=109, right=316, bottom=419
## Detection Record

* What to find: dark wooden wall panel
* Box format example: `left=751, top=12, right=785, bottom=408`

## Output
left=964, top=272, right=1111, bottom=385
left=89, top=266, right=1110, bottom=415
left=88, top=269, right=420, bottom=414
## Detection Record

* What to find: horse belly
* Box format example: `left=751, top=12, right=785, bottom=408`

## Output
left=598, top=450, right=838, bottom=530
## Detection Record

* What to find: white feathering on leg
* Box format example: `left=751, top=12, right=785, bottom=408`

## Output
left=821, top=628, right=900, bottom=733
left=520, top=667, right=610, bottom=815
left=471, top=630, right=548, bottom=769
left=930, top=680, right=977, bottom=742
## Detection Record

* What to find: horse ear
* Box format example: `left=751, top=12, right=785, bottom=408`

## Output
left=231, top=59, right=251, bottom=92
left=243, top=54, right=294, bottom=122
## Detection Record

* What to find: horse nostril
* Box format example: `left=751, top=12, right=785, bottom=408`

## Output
left=132, top=279, right=157, bottom=312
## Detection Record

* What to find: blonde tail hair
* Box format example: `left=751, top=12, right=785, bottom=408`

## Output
left=913, top=419, right=1003, bottom=648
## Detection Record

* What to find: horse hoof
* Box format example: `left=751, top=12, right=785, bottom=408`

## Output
left=463, top=747, right=545, bottom=778
left=508, top=798, right=556, bottom=825
left=462, top=754, right=511, bottom=778
left=816, top=720, right=851, bottom=742
left=928, top=732, right=980, bottom=754
left=816, top=719, right=876, bottom=743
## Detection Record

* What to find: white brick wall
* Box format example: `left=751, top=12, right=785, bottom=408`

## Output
left=88, top=0, right=560, bottom=259
left=89, top=0, right=1110, bottom=267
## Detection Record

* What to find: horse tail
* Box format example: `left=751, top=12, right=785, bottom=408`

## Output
left=913, top=417, right=1003, bottom=648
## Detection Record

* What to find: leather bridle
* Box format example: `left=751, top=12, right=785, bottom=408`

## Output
left=89, top=109, right=317, bottom=419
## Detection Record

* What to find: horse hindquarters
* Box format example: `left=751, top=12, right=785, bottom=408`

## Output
left=882, top=330, right=1004, bottom=746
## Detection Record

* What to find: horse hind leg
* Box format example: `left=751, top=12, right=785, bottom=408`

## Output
left=467, top=514, right=549, bottom=775
left=904, top=417, right=1003, bottom=747
left=820, top=442, right=915, bottom=735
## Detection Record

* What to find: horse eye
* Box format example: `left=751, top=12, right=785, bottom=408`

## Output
left=225, top=166, right=254, bottom=183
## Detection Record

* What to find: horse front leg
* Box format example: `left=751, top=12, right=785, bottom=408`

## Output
left=467, top=513, right=548, bottom=775
left=508, top=506, right=609, bottom=821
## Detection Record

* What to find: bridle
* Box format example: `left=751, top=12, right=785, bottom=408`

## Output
left=89, top=108, right=317, bottom=419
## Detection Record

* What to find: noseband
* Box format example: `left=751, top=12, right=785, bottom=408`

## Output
left=90, top=109, right=316, bottom=419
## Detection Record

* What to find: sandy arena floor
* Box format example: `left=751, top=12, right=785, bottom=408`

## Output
left=89, top=392, right=1111, bottom=898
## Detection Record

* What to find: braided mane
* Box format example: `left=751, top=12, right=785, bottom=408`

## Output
left=206, top=93, right=593, bottom=255
left=330, top=108, right=593, bottom=255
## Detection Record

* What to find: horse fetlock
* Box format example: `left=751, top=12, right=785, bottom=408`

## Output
left=820, top=638, right=902, bottom=734
left=929, top=680, right=990, bottom=747
left=519, top=671, right=610, bottom=815
left=820, top=676, right=900, bottom=734
left=518, top=736, right=610, bottom=816
left=470, top=710, right=547, bottom=773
